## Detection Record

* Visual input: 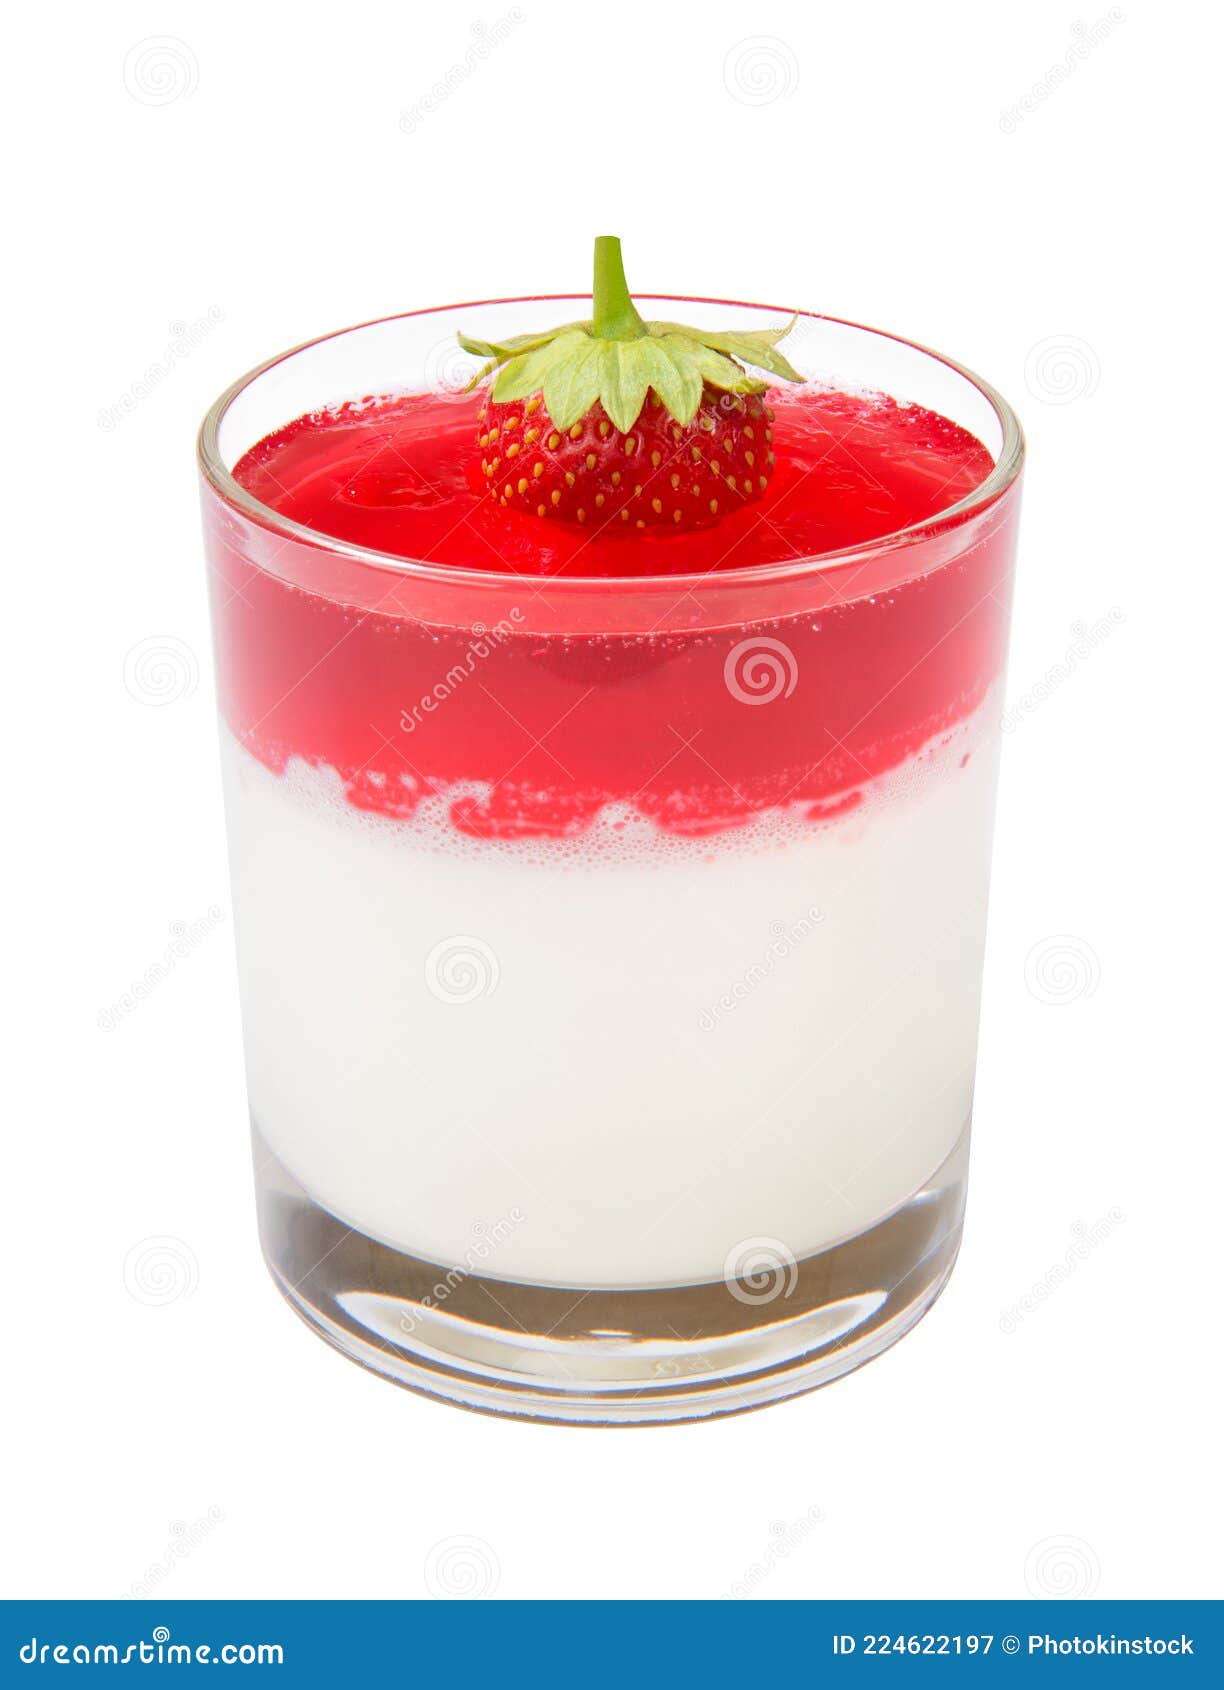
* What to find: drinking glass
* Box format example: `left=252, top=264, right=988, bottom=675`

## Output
left=199, top=296, right=1023, bottom=1422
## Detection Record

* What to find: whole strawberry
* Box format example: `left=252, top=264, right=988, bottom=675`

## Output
left=475, top=389, right=776, bottom=531
left=460, top=236, right=802, bottom=534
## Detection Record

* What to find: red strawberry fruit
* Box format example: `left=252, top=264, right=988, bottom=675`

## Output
left=459, top=236, right=803, bottom=533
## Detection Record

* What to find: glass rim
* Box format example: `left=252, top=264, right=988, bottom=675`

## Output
left=197, top=294, right=1025, bottom=591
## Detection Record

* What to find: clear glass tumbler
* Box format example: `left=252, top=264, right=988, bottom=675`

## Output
left=199, top=297, right=1023, bottom=1423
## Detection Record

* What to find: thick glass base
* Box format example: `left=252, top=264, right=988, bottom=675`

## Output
left=253, top=1124, right=969, bottom=1425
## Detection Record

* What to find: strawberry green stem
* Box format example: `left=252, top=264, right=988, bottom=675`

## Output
left=590, top=235, right=645, bottom=341
left=458, top=241, right=803, bottom=432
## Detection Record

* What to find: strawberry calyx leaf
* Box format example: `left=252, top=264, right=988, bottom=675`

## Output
left=457, top=236, right=803, bottom=434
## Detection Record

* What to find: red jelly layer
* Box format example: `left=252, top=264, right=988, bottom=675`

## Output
left=233, top=388, right=992, bottom=579
left=208, top=387, right=1016, bottom=838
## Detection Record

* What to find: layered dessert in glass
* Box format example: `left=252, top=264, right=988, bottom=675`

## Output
left=199, top=240, right=1024, bottom=1421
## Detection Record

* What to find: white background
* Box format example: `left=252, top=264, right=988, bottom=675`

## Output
left=5, top=0, right=1220, bottom=1602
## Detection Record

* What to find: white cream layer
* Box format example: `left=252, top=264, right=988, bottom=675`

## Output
left=220, top=697, right=1001, bottom=1287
